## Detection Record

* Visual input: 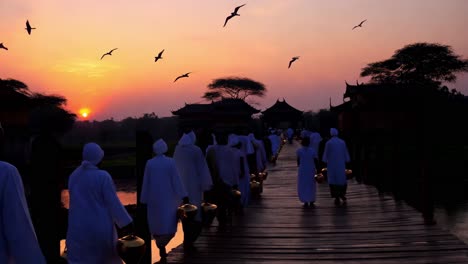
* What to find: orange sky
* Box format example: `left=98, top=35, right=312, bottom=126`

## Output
left=1, top=0, right=467, bottom=120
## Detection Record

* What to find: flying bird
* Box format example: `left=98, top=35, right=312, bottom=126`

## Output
left=224, top=4, right=246, bottom=27
left=25, top=20, right=36, bottom=35
left=352, top=19, right=367, bottom=30
left=174, top=72, right=191, bottom=82
left=288, top=56, right=299, bottom=69
left=0, top=43, right=7, bottom=50
left=155, top=49, right=164, bottom=62
left=100, top=48, right=118, bottom=60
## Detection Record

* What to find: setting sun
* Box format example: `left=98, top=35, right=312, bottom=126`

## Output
left=79, top=108, right=91, bottom=119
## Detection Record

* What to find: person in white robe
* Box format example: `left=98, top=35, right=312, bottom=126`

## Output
left=230, top=135, right=250, bottom=208
left=0, top=124, right=46, bottom=264
left=268, top=130, right=281, bottom=160
left=248, top=133, right=268, bottom=173
left=309, top=131, right=323, bottom=169
left=322, top=128, right=351, bottom=205
left=141, top=139, right=188, bottom=259
left=286, top=128, right=294, bottom=144
left=205, top=133, right=241, bottom=226
left=309, top=132, right=322, bottom=155
left=66, top=142, right=133, bottom=264
left=296, top=137, right=317, bottom=208
left=173, top=133, right=212, bottom=246
left=300, top=129, right=310, bottom=139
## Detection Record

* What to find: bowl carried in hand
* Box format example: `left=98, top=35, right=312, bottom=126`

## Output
left=117, top=235, right=146, bottom=264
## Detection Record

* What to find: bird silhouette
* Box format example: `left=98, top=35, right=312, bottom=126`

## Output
left=352, top=19, right=367, bottom=30
left=288, top=56, right=300, bottom=69
left=155, top=49, right=164, bottom=62
left=100, top=48, right=118, bottom=60
left=224, top=4, right=246, bottom=27
left=25, top=20, right=36, bottom=35
left=0, top=43, right=8, bottom=50
left=174, top=72, right=191, bottom=82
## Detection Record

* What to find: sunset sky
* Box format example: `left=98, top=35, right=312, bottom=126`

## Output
left=1, top=0, right=467, bottom=120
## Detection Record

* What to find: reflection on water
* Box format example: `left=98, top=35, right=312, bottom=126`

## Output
left=61, top=181, right=184, bottom=262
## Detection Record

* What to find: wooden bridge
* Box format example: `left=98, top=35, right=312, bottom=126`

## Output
left=166, top=141, right=468, bottom=264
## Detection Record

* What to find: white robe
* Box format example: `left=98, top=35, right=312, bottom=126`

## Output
left=0, top=161, right=46, bottom=264
left=238, top=136, right=255, bottom=156
left=322, top=136, right=350, bottom=185
left=248, top=134, right=268, bottom=173
left=309, top=132, right=322, bottom=155
left=173, top=143, right=212, bottom=221
left=286, top=128, right=294, bottom=139
left=268, top=134, right=281, bottom=155
left=206, top=145, right=240, bottom=187
left=141, top=155, right=187, bottom=235
left=296, top=147, right=317, bottom=203
left=66, top=163, right=132, bottom=264
left=231, top=147, right=250, bottom=206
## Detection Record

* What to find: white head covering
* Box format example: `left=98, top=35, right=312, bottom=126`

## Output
left=153, top=139, right=168, bottom=155
left=82, top=142, right=104, bottom=165
left=301, top=129, right=310, bottom=138
left=228, top=134, right=240, bottom=147
left=178, top=133, right=192, bottom=146
left=330, top=128, right=339, bottom=137
left=188, top=131, right=196, bottom=144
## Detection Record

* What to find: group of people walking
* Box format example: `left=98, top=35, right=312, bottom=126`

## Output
left=296, top=128, right=351, bottom=207
left=0, top=121, right=349, bottom=264
left=68, top=130, right=271, bottom=263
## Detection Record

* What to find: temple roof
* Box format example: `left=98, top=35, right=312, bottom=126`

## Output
left=262, top=99, right=303, bottom=115
left=330, top=100, right=352, bottom=112
left=172, top=98, right=260, bottom=116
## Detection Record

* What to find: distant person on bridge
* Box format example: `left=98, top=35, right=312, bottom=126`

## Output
left=296, top=136, right=318, bottom=208
left=286, top=127, right=294, bottom=144
left=322, top=128, right=351, bottom=206
left=230, top=134, right=251, bottom=211
left=268, top=130, right=281, bottom=162
left=206, top=132, right=241, bottom=227
left=173, top=132, right=212, bottom=247
left=0, top=123, right=46, bottom=263
left=141, top=139, right=189, bottom=260
left=248, top=133, right=268, bottom=174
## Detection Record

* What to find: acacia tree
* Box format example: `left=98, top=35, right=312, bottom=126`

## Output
left=360, top=43, right=468, bottom=87
left=202, top=77, right=266, bottom=101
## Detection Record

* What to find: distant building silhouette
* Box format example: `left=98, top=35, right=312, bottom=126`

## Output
left=172, top=98, right=260, bottom=132
left=261, top=98, right=303, bottom=130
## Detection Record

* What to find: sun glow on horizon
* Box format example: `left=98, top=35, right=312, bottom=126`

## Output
left=79, top=108, right=91, bottom=119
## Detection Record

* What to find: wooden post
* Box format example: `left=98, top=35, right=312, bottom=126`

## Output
left=136, top=130, right=153, bottom=264
left=30, top=133, right=63, bottom=263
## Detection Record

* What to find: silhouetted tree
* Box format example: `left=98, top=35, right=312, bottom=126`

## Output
left=202, top=77, right=266, bottom=101
left=0, top=78, right=30, bottom=94
left=0, top=78, right=76, bottom=135
left=360, top=43, right=468, bottom=87
left=203, top=91, right=222, bottom=101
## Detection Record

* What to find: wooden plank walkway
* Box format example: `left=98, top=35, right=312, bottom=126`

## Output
left=166, top=141, right=468, bottom=264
